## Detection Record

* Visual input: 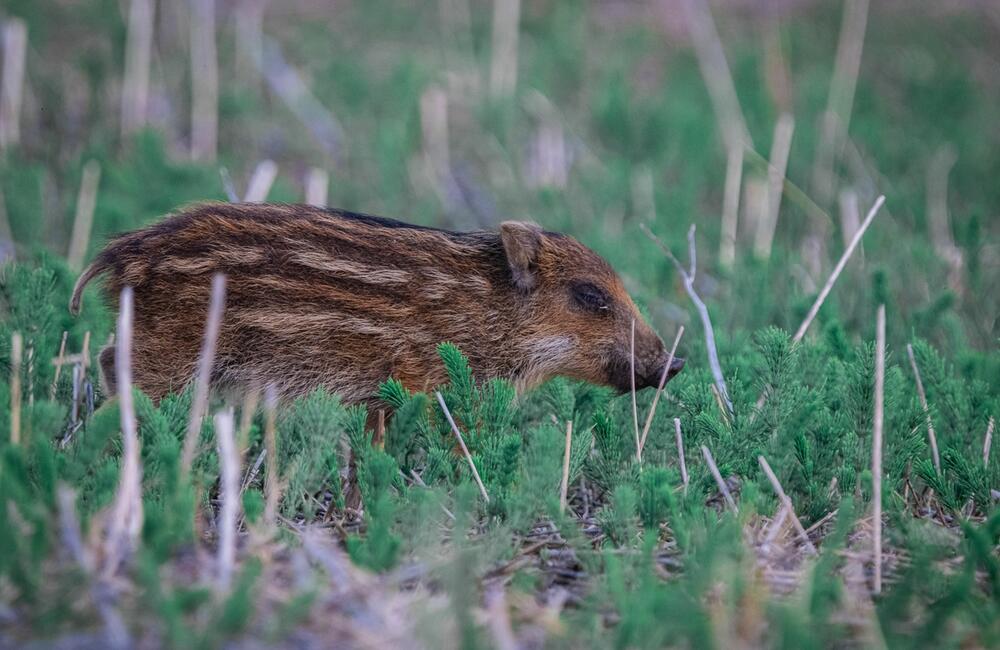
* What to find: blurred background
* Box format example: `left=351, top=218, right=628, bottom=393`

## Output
left=0, top=0, right=997, bottom=352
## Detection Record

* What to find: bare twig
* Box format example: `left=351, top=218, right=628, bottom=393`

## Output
left=181, top=273, right=227, bottom=474
left=813, top=0, right=870, bottom=204
left=757, top=455, right=818, bottom=555
left=305, top=168, right=329, bottom=207
left=719, top=144, right=743, bottom=269
left=906, top=344, right=941, bottom=475
left=793, top=195, right=885, bottom=343
left=630, top=318, right=641, bottom=463
left=485, top=585, right=518, bottom=650
left=873, top=304, right=886, bottom=594
left=0, top=19, right=27, bottom=150
left=701, top=445, right=737, bottom=513
left=927, top=144, right=964, bottom=295
left=215, top=408, right=239, bottom=592
left=120, top=0, right=153, bottom=137
left=436, top=391, right=490, bottom=503
left=642, top=223, right=733, bottom=415
left=237, top=387, right=260, bottom=458
left=244, top=160, right=277, bottom=202
left=50, top=331, right=68, bottom=400
left=678, top=0, right=750, bottom=152
left=639, top=326, right=685, bottom=453
left=219, top=167, right=239, bottom=202
left=754, top=113, right=795, bottom=260
left=104, top=287, right=143, bottom=579
left=489, top=0, right=520, bottom=99
left=559, top=420, right=573, bottom=515
left=984, top=417, right=994, bottom=469
left=9, top=332, right=22, bottom=445
left=68, top=160, right=101, bottom=272
left=190, top=0, right=219, bottom=161
left=674, top=418, right=689, bottom=495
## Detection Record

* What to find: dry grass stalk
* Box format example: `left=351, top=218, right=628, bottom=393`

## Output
left=263, top=386, right=280, bottom=525
left=120, top=0, right=153, bottom=137
left=181, top=273, right=227, bottom=474
left=754, top=113, right=795, bottom=260
left=838, top=188, right=862, bottom=249
left=630, top=318, right=641, bottom=463
left=244, top=160, right=277, bottom=202
left=436, top=391, right=490, bottom=503
left=674, top=418, right=689, bottom=494
left=215, top=408, right=239, bottom=592
left=678, top=0, right=750, bottom=152
left=642, top=223, right=733, bottom=415
left=485, top=585, right=518, bottom=650
left=757, top=455, right=818, bottom=555
left=813, top=0, right=870, bottom=204
left=190, top=0, right=219, bottom=161
left=559, top=420, right=573, bottom=515
left=906, top=343, right=941, bottom=475
left=489, top=0, right=520, bottom=99
left=57, top=485, right=130, bottom=648
left=305, top=167, right=329, bottom=207
left=420, top=85, right=450, bottom=194
left=9, top=331, right=22, bottom=445
left=719, top=144, right=743, bottom=268
left=68, top=160, right=102, bottom=272
left=639, top=326, right=685, bottom=453
left=701, top=445, right=737, bottom=513
left=793, top=195, right=885, bottom=343
left=103, top=287, right=144, bottom=579
left=238, top=387, right=260, bottom=457
left=0, top=19, right=27, bottom=149
left=873, top=303, right=886, bottom=594
left=49, top=331, right=68, bottom=400
left=235, top=0, right=265, bottom=89
left=984, top=417, right=995, bottom=469
left=926, top=144, right=964, bottom=295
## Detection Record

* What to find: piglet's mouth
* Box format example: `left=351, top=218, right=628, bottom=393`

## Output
left=607, top=356, right=686, bottom=394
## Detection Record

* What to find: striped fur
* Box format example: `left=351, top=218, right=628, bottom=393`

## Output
left=71, top=202, right=683, bottom=405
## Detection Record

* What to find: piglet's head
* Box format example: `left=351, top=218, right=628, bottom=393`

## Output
left=500, top=221, right=684, bottom=393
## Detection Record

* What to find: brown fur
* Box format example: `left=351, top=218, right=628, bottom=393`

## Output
left=71, top=203, right=683, bottom=405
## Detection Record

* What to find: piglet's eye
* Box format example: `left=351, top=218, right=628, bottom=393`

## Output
left=571, top=282, right=611, bottom=313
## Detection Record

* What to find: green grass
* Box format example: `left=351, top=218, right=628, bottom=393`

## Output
left=0, top=1, right=998, bottom=647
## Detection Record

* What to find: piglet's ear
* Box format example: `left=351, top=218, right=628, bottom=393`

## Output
left=500, top=221, right=543, bottom=293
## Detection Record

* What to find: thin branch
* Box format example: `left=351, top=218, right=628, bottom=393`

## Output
left=559, top=420, right=573, bottom=515
left=642, top=223, right=733, bottom=415
left=639, top=326, right=685, bottom=453
left=215, top=408, right=239, bottom=592
left=793, top=195, right=885, bottom=343
left=757, top=455, right=818, bottom=555
left=906, top=344, right=940, bottom=475
left=674, top=418, right=689, bottom=495
left=630, top=318, right=641, bottom=463
left=181, top=273, right=227, bottom=475
left=436, top=391, right=490, bottom=503
left=701, top=445, right=737, bottom=513
left=872, top=303, right=886, bottom=595
left=0, top=19, right=27, bottom=150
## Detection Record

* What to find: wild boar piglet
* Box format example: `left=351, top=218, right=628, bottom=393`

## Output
left=70, top=203, right=684, bottom=405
